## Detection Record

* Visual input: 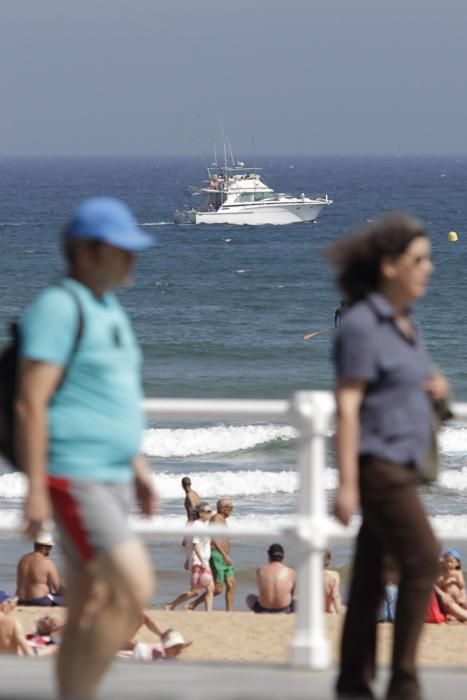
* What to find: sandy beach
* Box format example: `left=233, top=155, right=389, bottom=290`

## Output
left=12, top=607, right=467, bottom=667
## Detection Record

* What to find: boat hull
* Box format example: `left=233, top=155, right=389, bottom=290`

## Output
left=195, top=202, right=329, bottom=225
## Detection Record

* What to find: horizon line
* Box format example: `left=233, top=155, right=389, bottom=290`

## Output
left=1, top=152, right=467, bottom=159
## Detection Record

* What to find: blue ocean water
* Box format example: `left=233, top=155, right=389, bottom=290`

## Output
left=0, top=156, right=466, bottom=607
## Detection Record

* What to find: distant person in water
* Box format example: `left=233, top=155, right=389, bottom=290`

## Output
left=334, top=300, right=348, bottom=327
left=181, top=477, right=201, bottom=521
left=246, top=543, right=296, bottom=614
left=16, top=532, right=64, bottom=606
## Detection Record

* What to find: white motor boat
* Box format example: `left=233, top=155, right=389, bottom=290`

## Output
left=174, top=162, right=332, bottom=225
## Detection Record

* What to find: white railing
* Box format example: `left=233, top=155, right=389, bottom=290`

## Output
left=1, top=391, right=466, bottom=670
left=140, top=392, right=467, bottom=669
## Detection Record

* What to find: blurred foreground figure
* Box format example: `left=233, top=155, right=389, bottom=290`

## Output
left=329, top=213, right=448, bottom=700
left=16, top=197, right=157, bottom=699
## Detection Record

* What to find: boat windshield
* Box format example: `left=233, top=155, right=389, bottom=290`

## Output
left=237, top=192, right=274, bottom=202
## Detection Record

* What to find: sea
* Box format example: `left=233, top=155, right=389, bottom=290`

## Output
left=0, top=155, right=466, bottom=609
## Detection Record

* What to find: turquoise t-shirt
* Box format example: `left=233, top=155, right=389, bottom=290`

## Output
left=19, top=278, right=145, bottom=482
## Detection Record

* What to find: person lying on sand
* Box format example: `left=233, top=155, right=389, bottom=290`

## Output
left=118, top=622, right=192, bottom=661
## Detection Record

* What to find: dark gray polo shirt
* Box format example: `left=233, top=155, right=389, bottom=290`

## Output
left=333, top=292, right=432, bottom=467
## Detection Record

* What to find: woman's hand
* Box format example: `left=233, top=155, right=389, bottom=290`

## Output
left=425, top=373, right=450, bottom=402
left=334, top=482, right=359, bottom=526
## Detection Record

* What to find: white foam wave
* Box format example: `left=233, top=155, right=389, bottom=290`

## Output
left=141, top=422, right=466, bottom=460
left=0, top=468, right=339, bottom=501
left=439, top=424, right=467, bottom=455
left=155, top=469, right=301, bottom=499
left=439, top=467, right=467, bottom=491
left=142, top=424, right=296, bottom=458
left=0, top=473, right=26, bottom=500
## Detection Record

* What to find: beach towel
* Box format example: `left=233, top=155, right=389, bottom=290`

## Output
left=425, top=591, right=447, bottom=623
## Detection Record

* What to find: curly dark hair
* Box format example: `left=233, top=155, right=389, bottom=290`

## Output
left=327, top=212, right=428, bottom=303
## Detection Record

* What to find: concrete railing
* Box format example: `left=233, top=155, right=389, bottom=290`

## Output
left=1, top=391, right=466, bottom=670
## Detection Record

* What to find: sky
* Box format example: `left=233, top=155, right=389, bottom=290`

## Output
left=1, top=0, right=467, bottom=156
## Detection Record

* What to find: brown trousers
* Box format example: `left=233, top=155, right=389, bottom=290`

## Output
left=336, top=456, right=440, bottom=700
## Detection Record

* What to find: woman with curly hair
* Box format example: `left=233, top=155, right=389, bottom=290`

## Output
left=329, top=213, right=449, bottom=700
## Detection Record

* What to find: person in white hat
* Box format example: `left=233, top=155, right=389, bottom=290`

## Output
left=16, top=532, right=63, bottom=606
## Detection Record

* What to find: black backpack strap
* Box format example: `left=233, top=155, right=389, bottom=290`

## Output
left=55, top=282, right=84, bottom=389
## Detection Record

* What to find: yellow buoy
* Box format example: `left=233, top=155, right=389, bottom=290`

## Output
left=448, top=231, right=458, bottom=242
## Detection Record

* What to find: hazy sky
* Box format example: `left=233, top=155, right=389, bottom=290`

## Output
left=1, top=0, right=467, bottom=156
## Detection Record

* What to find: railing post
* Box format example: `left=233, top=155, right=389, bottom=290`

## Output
left=288, top=390, right=334, bottom=670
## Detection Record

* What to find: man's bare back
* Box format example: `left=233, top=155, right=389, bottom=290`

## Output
left=256, top=561, right=295, bottom=609
left=184, top=489, right=201, bottom=521
left=16, top=551, right=61, bottom=602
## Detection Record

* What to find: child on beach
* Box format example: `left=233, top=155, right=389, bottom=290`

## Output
left=378, top=557, right=399, bottom=623
left=431, top=549, right=467, bottom=623
left=437, top=549, right=465, bottom=606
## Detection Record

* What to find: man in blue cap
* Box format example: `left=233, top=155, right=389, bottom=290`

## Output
left=15, top=197, right=157, bottom=699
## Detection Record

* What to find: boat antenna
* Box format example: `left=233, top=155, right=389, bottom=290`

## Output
left=227, top=138, right=235, bottom=167
left=251, top=134, right=256, bottom=169
left=212, top=139, right=218, bottom=168
left=217, top=115, right=228, bottom=170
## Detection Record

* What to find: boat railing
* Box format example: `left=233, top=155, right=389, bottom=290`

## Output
left=1, top=391, right=465, bottom=670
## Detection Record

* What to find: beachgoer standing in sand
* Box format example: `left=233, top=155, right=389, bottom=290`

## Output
left=329, top=213, right=448, bottom=700
left=189, top=497, right=236, bottom=611
left=16, top=197, right=157, bottom=700
left=165, top=502, right=215, bottom=611
left=323, top=549, right=343, bottom=614
left=16, top=532, right=64, bottom=606
left=246, top=543, right=296, bottom=614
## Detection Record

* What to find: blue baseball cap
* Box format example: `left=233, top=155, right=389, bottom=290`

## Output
left=443, top=549, right=462, bottom=562
left=65, top=197, right=154, bottom=252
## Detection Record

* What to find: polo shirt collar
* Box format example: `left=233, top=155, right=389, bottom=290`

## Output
left=367, top=292, right=413, bottom=319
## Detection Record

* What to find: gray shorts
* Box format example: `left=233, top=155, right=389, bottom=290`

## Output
left=48, top=475, right=133, bottom=567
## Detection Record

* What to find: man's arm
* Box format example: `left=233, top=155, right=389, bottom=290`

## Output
left=15, top=360, right=64, bottom=538
left=46, top=561, right=62, bottom=595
